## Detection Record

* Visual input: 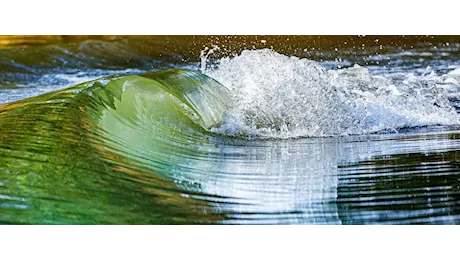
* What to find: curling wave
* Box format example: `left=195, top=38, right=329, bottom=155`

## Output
left=0, top=69, right=234, bottom=224
left=2, top=50, right=460, bottom=224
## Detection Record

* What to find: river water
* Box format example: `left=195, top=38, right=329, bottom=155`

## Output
left=1, top=36, right=459, bottom=224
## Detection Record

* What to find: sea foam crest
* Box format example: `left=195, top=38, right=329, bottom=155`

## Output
left=204, top=49, right=460, bottom=138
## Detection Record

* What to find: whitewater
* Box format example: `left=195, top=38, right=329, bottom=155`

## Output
left=204, top=49, right=460, bottom=139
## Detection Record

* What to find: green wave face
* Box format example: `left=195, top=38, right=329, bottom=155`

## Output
left=0, top=69, right=232, bottom=224
left=95, top=69, right=231, bottom=132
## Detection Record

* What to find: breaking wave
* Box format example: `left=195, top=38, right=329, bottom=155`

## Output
left=204, top=49, right=460, bottom=138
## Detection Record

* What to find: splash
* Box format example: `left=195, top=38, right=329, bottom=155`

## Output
left=204, top=49, right=460, bottom=138
left=200, top=45, right=220, bottom=73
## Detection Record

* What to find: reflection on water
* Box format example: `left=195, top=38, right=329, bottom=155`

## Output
left=337, top=131, right=460, bottom=224
left=185, top=128, right=460, bottom=224
left=1, top=36, right=460, bottom=224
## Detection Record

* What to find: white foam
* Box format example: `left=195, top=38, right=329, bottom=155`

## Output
left=204, top=49, right=460, bottom=139
left=448, top=68, right=460, bottom=75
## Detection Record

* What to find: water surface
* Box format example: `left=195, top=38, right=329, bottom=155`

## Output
left=1, top=36, right=459, bottom=224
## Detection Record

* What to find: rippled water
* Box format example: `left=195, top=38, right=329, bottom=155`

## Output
left=1, top=36, right=460, bottom=224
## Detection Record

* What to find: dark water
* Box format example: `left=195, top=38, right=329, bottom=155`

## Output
left=1, top=36, right=460, bottom=224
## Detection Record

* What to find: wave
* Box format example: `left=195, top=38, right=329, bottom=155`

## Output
left=0, top=69, right=234, bottom=224
left=2, top=54, right=460, bottom=224
left=3, top=44, right=460, bottom=140
left=3, top=50, right=460, bottom=148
